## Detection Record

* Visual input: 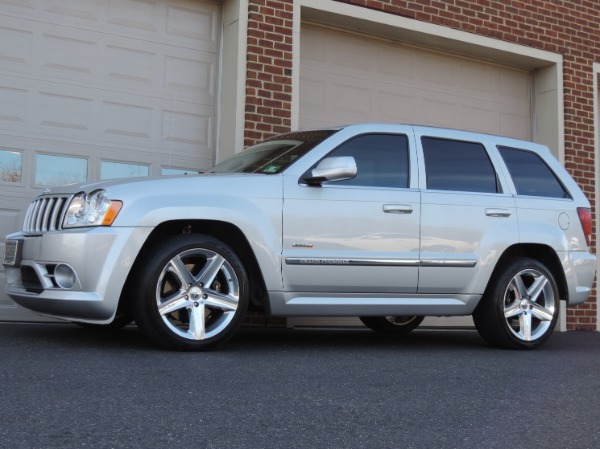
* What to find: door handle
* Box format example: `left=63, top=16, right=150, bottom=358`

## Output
left=486, top=208, right=511, bottom=217
left=383, top=204, right=413, bottom=214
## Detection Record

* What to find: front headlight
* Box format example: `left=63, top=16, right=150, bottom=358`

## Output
left=63, top=190, right=122, bottom=228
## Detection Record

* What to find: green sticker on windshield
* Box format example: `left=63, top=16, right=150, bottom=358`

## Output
left=263, top=165, right=280, bottom=173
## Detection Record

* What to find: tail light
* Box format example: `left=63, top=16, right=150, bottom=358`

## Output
left=577, top=207, right=592, bottom=247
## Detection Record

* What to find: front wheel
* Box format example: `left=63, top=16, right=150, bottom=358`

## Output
left=359, top=315, right=424, bottom=334
left=133, top=234, right=249, bottom=351
left=473, top=258, right=559, bottom=349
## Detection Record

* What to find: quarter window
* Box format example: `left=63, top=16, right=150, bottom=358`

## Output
left=320, top=134, right=409, bottom=188
left=498, top=146, right=570, bottom=198
left=422, top=137, right=499, bottom=193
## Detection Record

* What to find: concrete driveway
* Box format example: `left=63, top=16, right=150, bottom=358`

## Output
left=0, top=323, right=599, bottom=449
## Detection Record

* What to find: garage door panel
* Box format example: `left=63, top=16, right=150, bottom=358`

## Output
left=376, top=91, right=416, bottom=123
left=0, top=0, right=35, bottom=10
left=166, top=2, right=219, bottom=44
left=44, top=0, right=106, bottom=22
left=500, top=111, right=531, bottom=139
left=300, top=23, right=531, bottom=140
left=41, top=32, right=98, bottom=76
left=0, top=24, right=33, bottom=66
left=418, top=95, right=459, bottom=129
left=164, top=52, right=217, bottom=99
left=0, top=84, right=29, bottom=125
left=459, top=103, right=501, bottom=135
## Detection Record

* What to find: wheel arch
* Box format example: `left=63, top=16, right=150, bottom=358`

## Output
left=485, top=243, right=568, bottom=301
left=118, top=220, right=270, bottom=316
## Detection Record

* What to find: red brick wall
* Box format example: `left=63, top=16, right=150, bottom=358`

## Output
left=245, top=0, right=598, bottom=329
left=245, top=0, right=294, bottom=146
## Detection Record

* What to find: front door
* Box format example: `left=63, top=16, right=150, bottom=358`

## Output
left=282, top=132, right=420, bottom=294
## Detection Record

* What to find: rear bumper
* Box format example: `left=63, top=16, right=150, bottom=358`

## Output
left=563, top=251, right=596, bottom=306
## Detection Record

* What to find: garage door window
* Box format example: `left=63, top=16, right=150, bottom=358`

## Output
left=0, top=150, right=22, bottom=183
left=35, top=154, right=87, bottom=186
left=422, top=137, right=499, bottom=193
left=101, top=161, right=149, bottom=180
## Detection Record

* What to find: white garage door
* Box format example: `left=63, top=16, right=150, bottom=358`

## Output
left=299, top=23, right=531, bottom=139
left=292, top=23, right=532, bottom=329
left=0, top=0, right=221, bottom=320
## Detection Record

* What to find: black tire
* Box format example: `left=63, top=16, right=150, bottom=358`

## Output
left=473, top=258, right=559, bottom=349
left=359, top=315, right=424, bottom=334
left=133, top=234, right=249, bottom=351
left=75, top=313, right=133, bottom=330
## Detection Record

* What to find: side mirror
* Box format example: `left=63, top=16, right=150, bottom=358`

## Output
left=302, top=156, right=357, bottom=186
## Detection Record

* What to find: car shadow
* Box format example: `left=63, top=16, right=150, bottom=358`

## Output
left=1, top=322, right=491, bottom=352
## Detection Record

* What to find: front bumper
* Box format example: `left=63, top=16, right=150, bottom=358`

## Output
left=4, top=226, right=152, bottom=323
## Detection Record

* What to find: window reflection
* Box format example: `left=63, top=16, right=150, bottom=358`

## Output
left=0, top=150, right=22, bottom=183
left=35, top=154, right=87, bottom=186
left=101, top=161, right=149, bottom=180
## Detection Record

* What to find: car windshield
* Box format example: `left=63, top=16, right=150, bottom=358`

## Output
left=209, top=130, right=338, bottom=174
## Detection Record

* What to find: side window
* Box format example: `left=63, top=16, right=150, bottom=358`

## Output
left=422, top=137, right=499, bottom=193
left=498, top=146, right=570, bottom=198
left=321, top=134, right=409, bottom=188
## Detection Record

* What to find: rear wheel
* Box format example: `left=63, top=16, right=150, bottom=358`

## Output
left=359, top=315, right=424, bottom=334
left=133, top=234, right=249, bottom=351
left=473, top=258, right=559, bottom=349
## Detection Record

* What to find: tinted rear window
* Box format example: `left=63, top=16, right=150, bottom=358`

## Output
left=422, top=137, right=499, bottom=193
left=498, top=146, right=570, bottom=198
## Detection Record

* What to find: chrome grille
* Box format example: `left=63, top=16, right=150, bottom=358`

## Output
left=23, top=195, right=71, bottom=234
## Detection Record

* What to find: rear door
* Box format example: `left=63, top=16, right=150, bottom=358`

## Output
left=415, top=128, right=518, bottom=295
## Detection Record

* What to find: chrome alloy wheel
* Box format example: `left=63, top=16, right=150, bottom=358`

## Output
left=503, top=268, right=556, bottom=342
left=155, top=248, right=240, bottom=341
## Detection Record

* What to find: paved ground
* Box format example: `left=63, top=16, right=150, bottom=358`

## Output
left=0, top=323, right=599, bottom=449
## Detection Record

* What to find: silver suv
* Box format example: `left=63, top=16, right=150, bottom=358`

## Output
left=3, top=124, right=596, bottom=350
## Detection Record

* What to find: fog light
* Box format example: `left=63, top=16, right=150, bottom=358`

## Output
left=54, top=264, right=77, bottom=289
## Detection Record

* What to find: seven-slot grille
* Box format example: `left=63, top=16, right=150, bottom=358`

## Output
left=23, top=195, right=71, bottom=234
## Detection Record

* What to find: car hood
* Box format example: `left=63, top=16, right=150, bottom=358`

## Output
left=37, top=173, right=275, bottom=197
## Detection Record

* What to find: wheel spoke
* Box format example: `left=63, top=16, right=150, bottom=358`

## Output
left=169, top=256, right=196, bottom=286
left=511, top=274, right=528, bottom=300
left=527, top=275, right=548, bottom=303
left=158, top=293, right=189, bottom=316
left=205, top=290, right=239, bottom=312
left=519, top=312, right=533, bottom=341
left=504, top=302, right=523, bottom=319
left=198, top=254, right=225, bottom=287
left=188, top=303, right=206, bottom=340
left=530, top=302, right=554, bottom=322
